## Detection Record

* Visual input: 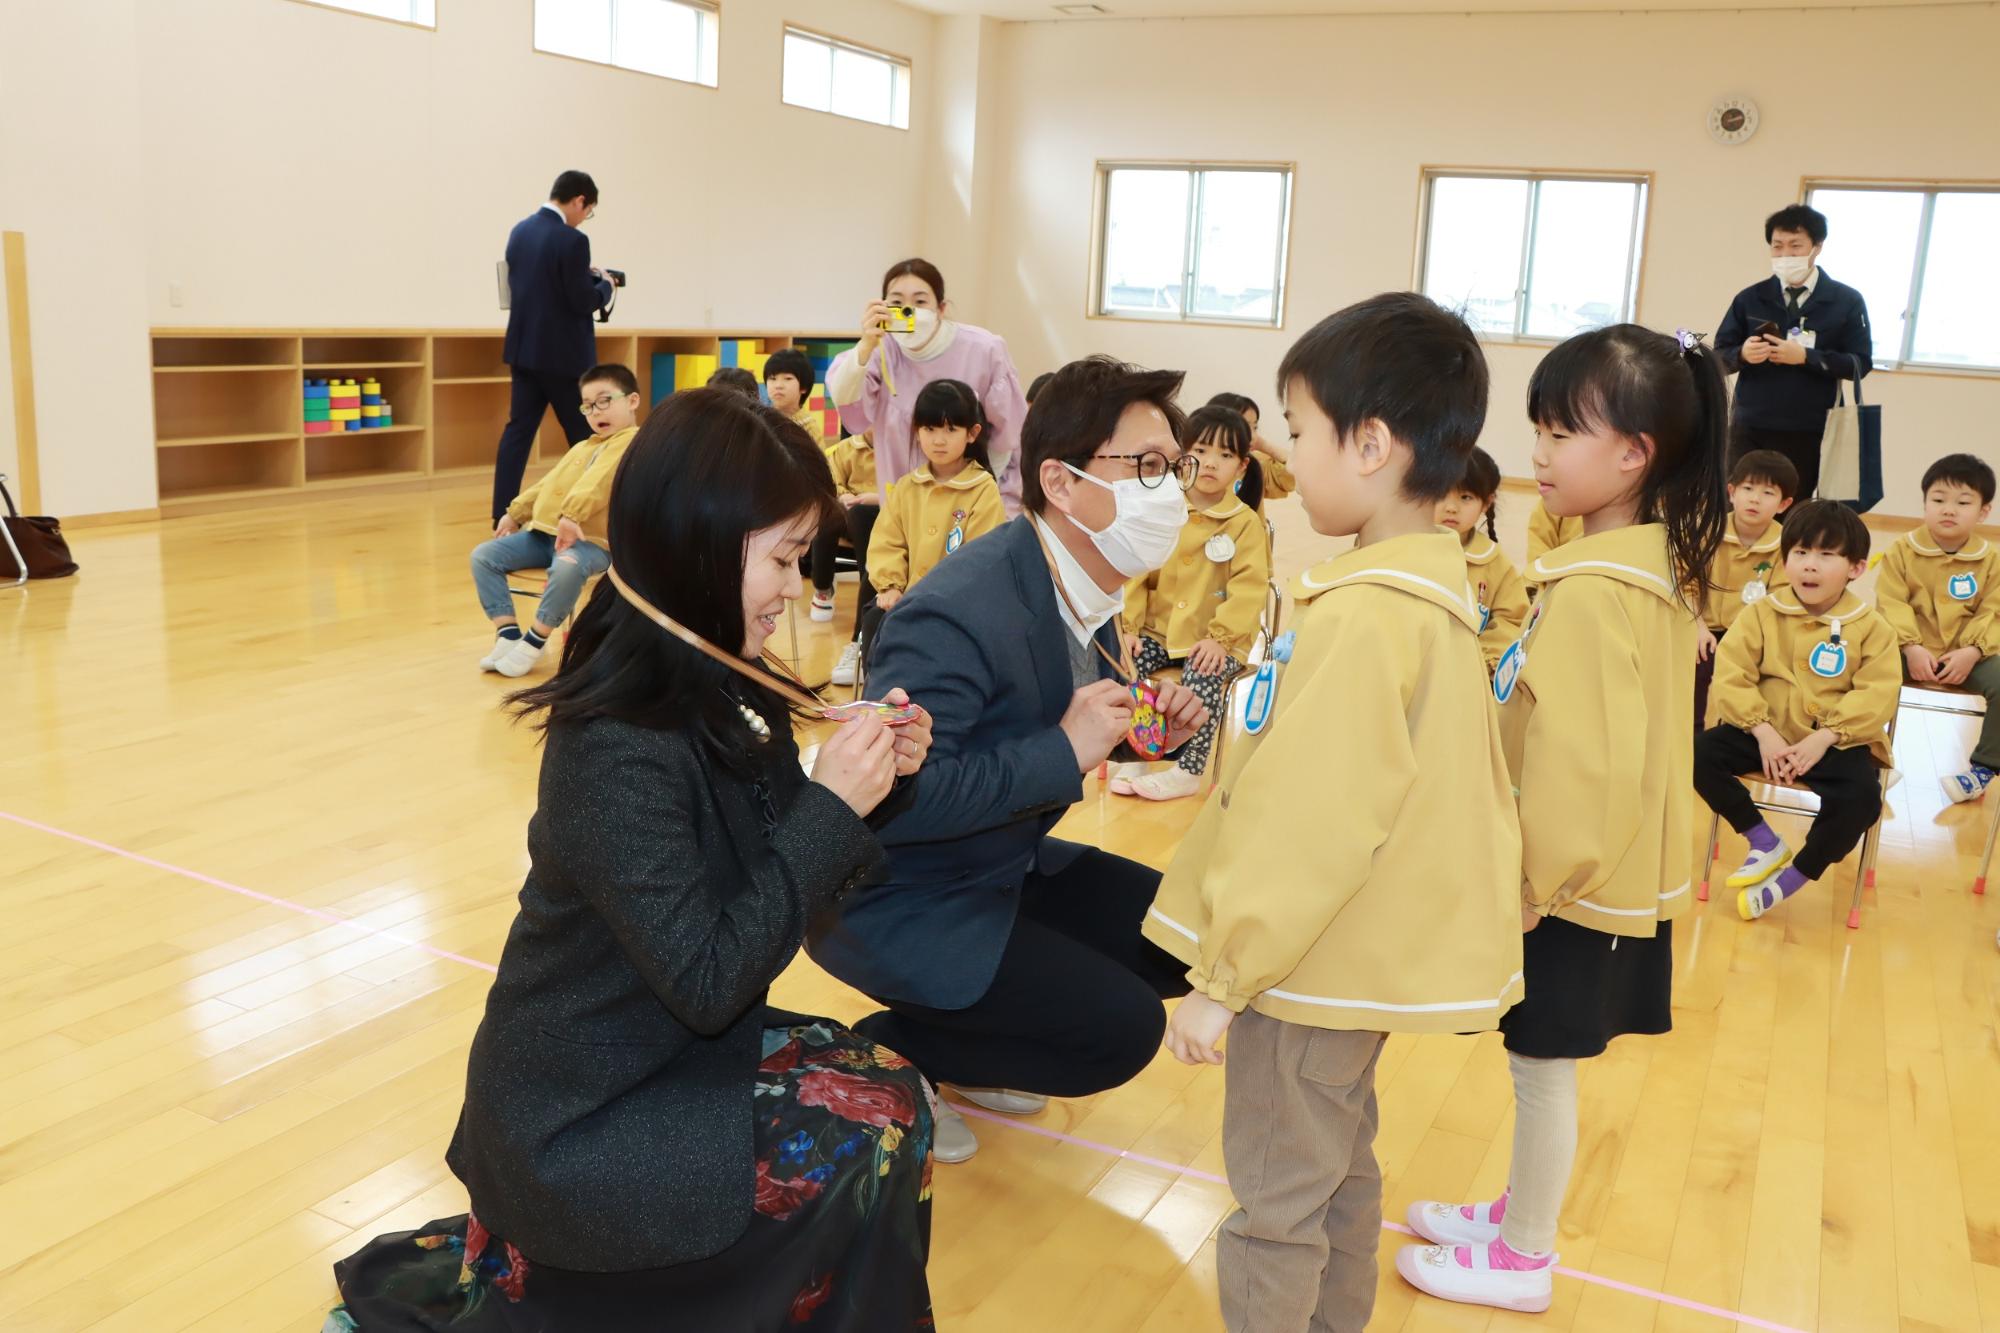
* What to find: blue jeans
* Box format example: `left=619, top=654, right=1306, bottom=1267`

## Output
left=471, top=530, right=609, bottom=628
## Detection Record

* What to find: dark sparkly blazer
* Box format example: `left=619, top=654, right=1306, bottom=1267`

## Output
left=446, top=709, right=894, bottom=1272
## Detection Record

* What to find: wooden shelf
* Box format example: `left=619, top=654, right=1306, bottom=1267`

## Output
left=160, top=482, right=302, bottom=508
left=160, top=432, right=302, bottom=449
left=154, top=364, right=297, bottom=375
left=433, top=375, right=511, bottom=385
left=304, top=361, right=424, bottom=370
left=306, top=469, right=427, bottom=491
left=302, top=423, right=424, bottom=438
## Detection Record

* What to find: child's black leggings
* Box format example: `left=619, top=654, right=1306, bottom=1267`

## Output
left=1692, top=724, right=1882, bottom=880
left=809, top=502, right=880, bottom=616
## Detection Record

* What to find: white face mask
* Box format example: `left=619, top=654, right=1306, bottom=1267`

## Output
left=1772, top=255, right=1813, bottom=286
left=893, top=306, right=941, bottom=350
left=1061, top=463, right=1187, bottom=577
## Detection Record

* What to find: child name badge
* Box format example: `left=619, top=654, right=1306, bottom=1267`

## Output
left=1241, top=631, right=1295, bottom=736
left=1949, top=572, right=1979, bottom=601
left=1492, top=603, right=1542, bottom=704
left=945, top=509, right=966, bottom=555
left=1476, top=580, right=1492, bottom=633
left=1204, top=533, right=1236, bottom=563
left=1808, top=617, right=1847, bottom=678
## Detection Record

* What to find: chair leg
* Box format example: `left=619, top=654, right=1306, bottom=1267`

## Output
left=1978, top=799, right=1999, bottom=895
left=1847, top=854, right=1867, bottom=930
left=1698, top=809, right=1720, bottom=902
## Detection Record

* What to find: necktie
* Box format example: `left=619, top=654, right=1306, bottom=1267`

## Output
left=1784, top=285, right=1806, bottom=326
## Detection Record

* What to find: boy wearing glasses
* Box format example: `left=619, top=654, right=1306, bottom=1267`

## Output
left=473, top=363, right=641, bottom=678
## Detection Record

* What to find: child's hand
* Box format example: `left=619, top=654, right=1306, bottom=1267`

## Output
left=1753, top=724, right=1790, bottom=782
left=876, top=589, right=903, bottom=611
left=840, top=493, right=859, bottom=509
left=1521, top=904, right=1543, bottom=933
left=1187, top=638, right=1228, bottom=676
left=1165, top=992, right=1234, bottom=1066
left=854, top=493, right=880, bottom=508
left=1936, top=646, right=1980, bottom=687
left=494, top=514, right=520, bottom=538
left=555, top=516, right=583, bottom=552
left=1153, top=678, right=1212, bottom=755
left=1779, top=729, right=1839, bottom=780
left=1121, top=632, right=1144, bottom=664
left=1903, top=644, right=1939, bottom=682
left=1696, top=623, right=1718, bottom=664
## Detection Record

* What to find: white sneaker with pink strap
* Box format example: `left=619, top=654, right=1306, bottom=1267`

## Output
left=1395, top=1237, right=1554, bottom=1313
left=1407, top=1192, right=1507, bottom=1246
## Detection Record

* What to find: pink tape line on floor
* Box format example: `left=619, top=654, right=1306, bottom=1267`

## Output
left=0, top=809, right=500, bottom=974
left=6, top=809, right=1808, bottom=1333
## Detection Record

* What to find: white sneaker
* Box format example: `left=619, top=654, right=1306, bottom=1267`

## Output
left=1395, top=1240, right=1554, bottom=1314
left=830, top=640, right=862, bottom=687
left=1407, top=1196, right=1506, bottom=1246
left=952, top=1087, right=1048, bottom=1116
left=931, top=1101, right=978, bottom=1163
left=1131, top=768, right=1202, bottom=802
left=1725, top=837, right=1793, bottom=889
left=479, top=634, right=519, bottom=672
left=1942, top=765, right=1995, bottom=804
left=809, top=591, right=836, bottom=623
left=492, top=635, right=547, bottom=679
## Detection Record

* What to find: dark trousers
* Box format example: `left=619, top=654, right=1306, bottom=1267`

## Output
left=493, top=366, right=592, bottom=522
left=1729, top=417, right=1826, bottom=500
left=810, top=502, right=881, bottom=614
left=1694, top=629, right=1724, bottom=735
left=853, top=847, right=1189, bottom=1099
left=1693, top=724, right=1882, bottom=880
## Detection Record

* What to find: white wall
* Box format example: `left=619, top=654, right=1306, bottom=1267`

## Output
left=970, top=7, right=2000, bottom=519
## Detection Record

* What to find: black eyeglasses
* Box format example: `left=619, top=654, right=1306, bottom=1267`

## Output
left=1094, top=451, right=1198, bottom=491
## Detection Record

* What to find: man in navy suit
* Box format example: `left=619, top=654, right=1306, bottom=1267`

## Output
left=491, top=170, right=614, bottom=523
left=1714, top=203, right=1873, bottom=499
left=807, top=356, right=1211, bottom=1164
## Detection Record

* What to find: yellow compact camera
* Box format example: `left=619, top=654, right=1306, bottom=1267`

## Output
left=881, top=305, right=917, bottom=334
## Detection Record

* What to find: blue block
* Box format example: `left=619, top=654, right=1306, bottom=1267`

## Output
left=345, top=420, right=362, bottom=431
left=649, top=352, right=678, bottom=405
left=362, top=393, right=383, bottom=406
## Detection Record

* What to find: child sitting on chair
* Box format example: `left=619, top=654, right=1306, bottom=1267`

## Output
left=473, top=364, right=640, bottom=678
left=1873, top=452, right=1999, bottom=803
left=765, top=347, right=831, bottom=449
left=1695, top=449, right=1798, bottom=730
left=1693, top=500, right=1899, bottom=920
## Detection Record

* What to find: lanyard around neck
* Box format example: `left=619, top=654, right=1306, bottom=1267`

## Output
left=1032, top=522, right=1137, bottom=685
left=608, top=566, right=827, bottom=712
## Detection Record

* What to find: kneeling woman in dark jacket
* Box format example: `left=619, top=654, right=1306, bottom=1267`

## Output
left=329, top=390, right=937, bottom=1332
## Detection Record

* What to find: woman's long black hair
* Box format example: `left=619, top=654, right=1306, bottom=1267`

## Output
left=911, top=378, right=993, bottom=477
left=1182, top=403, right=1264, bottom=512
left=1457, top=446, right=1502, bottom=542
left=509, top=389, right=843, bottom=774
left=1526, top=325, right=1728, bottom=611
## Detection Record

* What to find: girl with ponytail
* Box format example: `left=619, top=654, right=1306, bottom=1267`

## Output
left=1398, top=326, right=1727, bottom=1314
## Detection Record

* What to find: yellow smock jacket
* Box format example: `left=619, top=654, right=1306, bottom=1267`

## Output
left=1709, top=588, right=1898, bottom=766
left=1462, top=530, right=1529, bottom=669
left=1525, top=500, right=1586, bottom=567
left=1143, top=532, right=1526, bottom=1034
left=791, top=404, right=834, bottom=451
left=1873, top=530, right=2000, bottom=655
left=1259, top=455, right=1296, bottom=501
left=866, top=463, right=1005, bottom=595
left=1701, top=516, right=1788, bottom=631
left=1504, top=524, right=1697, bottom=937
left=1122, top=496, right=1271, bottom=659
left=827, top=436, right=878, bottom=499
left=504, top=426, right=639, bottom=548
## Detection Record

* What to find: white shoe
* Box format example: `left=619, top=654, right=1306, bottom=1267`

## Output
left=1942, top=765, right=1995, bottom=804
left=1131, top=768, right=1202, bottom=802
left=1725, top=837, right=1793, bottom=889
left=1395, top=1240, right=1554, bottom=1314
left=492, top=635, right=547, bottom=679
left=479, top=634, right=518, bottom=672
left=931, top=1101, right=978, bottom=1163
left=952, top=1087, right=1048, bottom=1116
left=809, top=592, right=836, bottom=623
left=1407, top=1197, right=1506, bottom=1246
left=830, top=640, right=862, bottom=687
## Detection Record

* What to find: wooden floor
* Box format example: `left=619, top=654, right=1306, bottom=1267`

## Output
left=3, top=482, right=1998, bottom=1333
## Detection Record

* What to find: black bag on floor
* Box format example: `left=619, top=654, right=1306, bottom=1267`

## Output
left=0, top=476, right=79, bottom=580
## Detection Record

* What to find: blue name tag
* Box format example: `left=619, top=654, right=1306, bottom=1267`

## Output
left=1949, top=572, right=1978, bottom=601
left=1809, top=640, right=1848, bottom=678
left=1492, top=638, right=1526, bottom=703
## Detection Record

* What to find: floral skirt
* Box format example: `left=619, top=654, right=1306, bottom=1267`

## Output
left=326, top=1021, right=935, bottom=1333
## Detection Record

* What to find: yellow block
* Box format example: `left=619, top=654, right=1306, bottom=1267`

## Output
left=675, top=354, right=719, bottom=391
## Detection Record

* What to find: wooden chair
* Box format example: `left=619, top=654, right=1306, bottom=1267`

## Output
left=1894, top=680, right=1999, bottom=895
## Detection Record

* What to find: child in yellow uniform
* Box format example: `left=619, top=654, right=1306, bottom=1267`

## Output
left=1148, top=295, right=1524, bottom=1333
left=817, top=430, right=883, bottom=687
left=1694, top=500, right=1898, bottom=919
left=1401, top=325, right=1729, bottom=1313
left=1116, top=404, right=1272, bottom=802
left=1208, top=391, right=1296, bottom=508
left=474, top=363, right=641, bottom=678
left=1873, top=453, right=2000, bottom=802
left=1436, top=447, right=1529, bottom=671
left=1524, top=495, right=1584, bottom=565
left=1694, top=449, right=1797, bottom=729
left=863, top=379, right=1005, bottom=662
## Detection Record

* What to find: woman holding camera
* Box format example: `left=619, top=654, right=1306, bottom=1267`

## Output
left=828, top=258, right=1030, bottom=516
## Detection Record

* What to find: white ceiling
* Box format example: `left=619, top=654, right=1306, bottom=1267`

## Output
left=903, top=0, right=1946, bottom=18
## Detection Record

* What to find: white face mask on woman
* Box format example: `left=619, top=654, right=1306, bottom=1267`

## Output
left=1061, top=463, right=1187, bottom=577
left=892, top=306, right=941, bottom=351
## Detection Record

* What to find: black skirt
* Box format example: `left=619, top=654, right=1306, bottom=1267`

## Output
left=1500, top=916, right=1674, bottom=1060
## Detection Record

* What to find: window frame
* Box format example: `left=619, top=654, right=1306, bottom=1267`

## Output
left=1413, top=165, right=1653, bottom=344
left=284, top=0, right=436, bottom=29
left=531, top=0, right=721, bottom=90
left=780, top=24, right=914, bottom=132
left=1802, top=176, right=2000, bottom=376
left=1087, top=160, right=1296, bottom=330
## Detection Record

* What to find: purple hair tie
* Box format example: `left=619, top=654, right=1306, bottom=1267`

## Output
left=1675, top=328, right=1704, bottom=353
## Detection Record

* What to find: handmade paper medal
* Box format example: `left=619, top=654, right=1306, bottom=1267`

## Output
left=1205, top=532, right=1236, bottom=563
left=1949, top=571, right=1978, bottom=601
left=1742, top=561, right=1772, bottom=604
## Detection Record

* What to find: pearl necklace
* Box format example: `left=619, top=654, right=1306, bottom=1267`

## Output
left=737, top=702, right=772, bottom=741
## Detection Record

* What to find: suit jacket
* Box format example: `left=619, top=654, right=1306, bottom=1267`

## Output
left=446, top=709, right=888, bottom=1272
left=806, top=516, right=1126, bottom=1009
left=503, top=207, right=611, bottom=376
left=1714, top=271, right=1873, bottom=432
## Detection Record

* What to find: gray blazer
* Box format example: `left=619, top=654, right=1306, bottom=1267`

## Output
left=807, top=516, right=1124, bottom=1009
